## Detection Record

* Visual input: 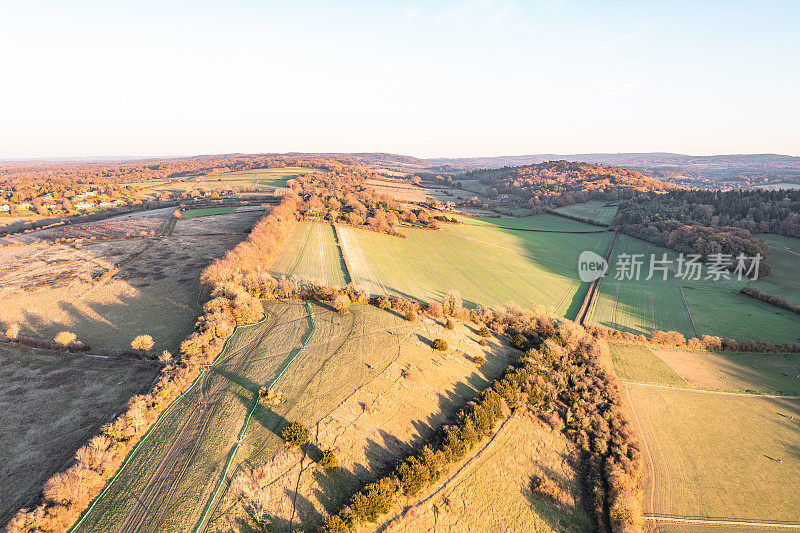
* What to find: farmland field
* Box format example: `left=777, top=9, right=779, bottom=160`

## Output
left=136, top=167, right=316, bottom=200
left=610, top=341, right=800, bottom=527
left=76, top=301, right=518, bottom=532
left=588, top=233, right=800, bottom=342
left=389, top=413, right=591, bottom=533
left=552, top=200, right=619, bottom=225
left=752, top=234, right=800, bottom=307
left=268, top=222, right=349, bottom=286
left=0, top=345, right=159, bottom=523
left=627, top=384, right=800, bottom=524
left=181, top=207, right=238, bottom=218
left=0, top=210, right=262, bottom=353
left=338, top=214, right=611, bottom=317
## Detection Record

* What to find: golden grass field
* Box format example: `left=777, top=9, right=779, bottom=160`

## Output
left=0, top=210, right=262, bottom=354
left=610, top=342, right=800, bottom=527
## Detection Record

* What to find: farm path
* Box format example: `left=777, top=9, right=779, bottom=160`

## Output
left=622, top=380, right=800, bottom=399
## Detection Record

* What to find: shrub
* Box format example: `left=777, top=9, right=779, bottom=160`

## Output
left=349, top=477, right=398, bottom=523
left=405, top=310, right=417, bottom=322
left=472, top=354, right=486, bottom=365
left=319, top=449, right=340, bottom=469
left=431, top=338, right=448, bottom=351
left=477, top=326, right=492, bottom=338
left=281, top=421, right=310, bottom=447
left=54, top=331, right=77, bottom=347
left=445, top=319, right=455, bottom=330
left=394, top=456, right=429, bottom=496
left=5, top=322, right=20, bottom=339
left=478, top=338, right=487, bottom=346
left=427, top=301, right=444, bottom=318
left=511, top=333, right=527, bottom=351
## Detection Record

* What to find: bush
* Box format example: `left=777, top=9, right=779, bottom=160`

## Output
left=281, top=421, right=310, bottom=447
left=477, top=326, right=492, bottom=338
left=472, top=354, right=486, bottom=365
left=405, top=310, right=417, bottom=322
left=478, top=338, right=487, bottom=346
left=319, top=449, right=340, bottom=469
left=54, top=331, right=77, bottom=347
left=431, top=338, right=448, bottom=351
left=349, top=477, right=398, bottom=523
left=445, top=319, right=455, bottom=330
left=5, top=322, right=20, bottom=339
left=511, top=333, right=527, bottom=351
left=333, top=293, right=351, bottom=314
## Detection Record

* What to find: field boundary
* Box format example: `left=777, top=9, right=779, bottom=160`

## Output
left=331, top=224, right=352, bottom=285
left=623, top=380, right=800, bottom=399
left=577, top=231, right=618, bottom=324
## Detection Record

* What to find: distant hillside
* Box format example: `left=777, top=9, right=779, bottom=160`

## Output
left=426, top=152, right=800, bottom=189
left=461, top=160, right=673, bottom=208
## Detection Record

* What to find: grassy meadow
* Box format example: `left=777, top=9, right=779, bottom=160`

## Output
left=552, top=200, right=619, bottom=225
left=752, top=234, right=800, bottom=307
left=339, top=214, right=611, bottom=317
left=0, top=345, right=159, bottom=523
left=609, top=342, right=800, bottom=526
left=588, top=233, right=800, bottom=343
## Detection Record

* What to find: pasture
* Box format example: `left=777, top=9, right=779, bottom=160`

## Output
left=365, top=177, right=431, bottom=203
left=610, top=341, right=800, bottom=526
left=627, top=384, right=800, bottom=524
left=0, top=344, right=158, bottom=523
left=268, top=222, right=349, bottom=286
left=338, top=214, right=611, bottom=317
left=752, top=233, right=800, bottom=307
left=180, top=207, right=238, bottom=218
left=0, top=210, right=262, bottom=354
left=388, top=413, right=590, bottom=533
left=76, top=301, right=517, bottom=532
left=552, top=200, right=619, bottom=225
left=588, top=233, right=800, bottom=342
left=135, top=166, right=315, bottom=201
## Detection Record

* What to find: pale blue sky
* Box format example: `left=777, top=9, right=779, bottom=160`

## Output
left=1, top=0, right=798, bottom=158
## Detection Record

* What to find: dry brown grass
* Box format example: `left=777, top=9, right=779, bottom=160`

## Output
left=0, top=343, right=159, bottom=523
left=0, top=211, right=260, bottom=353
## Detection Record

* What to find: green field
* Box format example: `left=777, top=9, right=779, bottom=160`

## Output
left=268, top=222, right=349, bottom=286
left=339, top=214, right=611, bottom=317
left=0, top=346, right=158, bottom=523
left=181, top=207, right=238, bottom=218
left=608, top=343, right=690, bottom=387
left=752, top=234, right=800, bottom=307
left=588, top=235, right=697, bottom=337
left=589, top=233, right=800, bottom=342
left=552, top=200, right=619, bottom=225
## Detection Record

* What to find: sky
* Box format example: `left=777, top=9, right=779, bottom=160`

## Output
left=1, top=0, right=798, bottom=158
